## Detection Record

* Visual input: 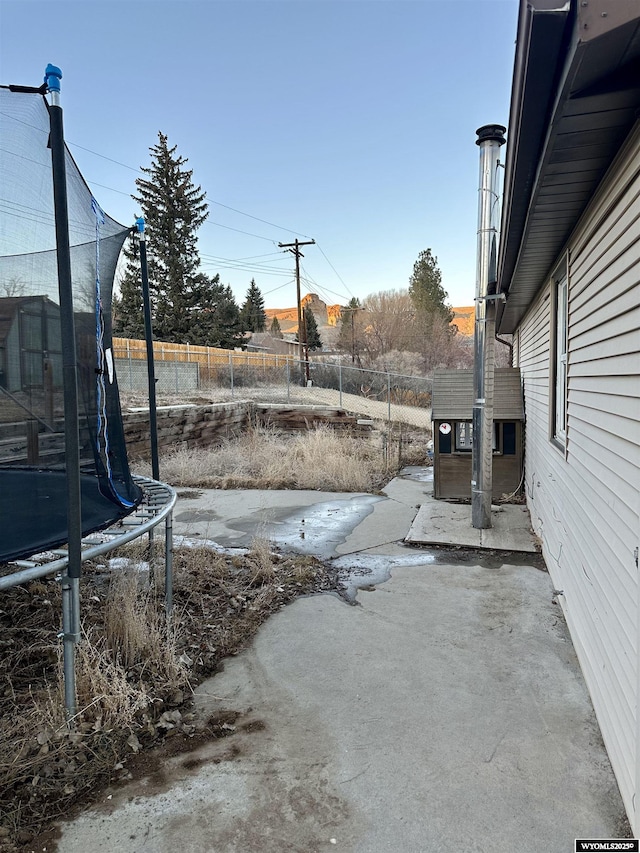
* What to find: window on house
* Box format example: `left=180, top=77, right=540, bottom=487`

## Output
left=553, top=270, right=568, bottom=442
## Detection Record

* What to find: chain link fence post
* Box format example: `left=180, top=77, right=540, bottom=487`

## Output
left=229, top=351, right=234, bottom=397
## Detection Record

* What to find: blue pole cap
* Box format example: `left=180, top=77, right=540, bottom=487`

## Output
left=44, top=64, right=62, bottom=93
left=135, top=217, right=145, bottom=234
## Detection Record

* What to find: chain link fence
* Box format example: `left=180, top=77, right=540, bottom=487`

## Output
left=113, top=348, right=433, bottom=433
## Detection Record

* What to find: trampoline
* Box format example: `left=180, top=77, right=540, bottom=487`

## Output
left=0, top=80, right=141, bottom=564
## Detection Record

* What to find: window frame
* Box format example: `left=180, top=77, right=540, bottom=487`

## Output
left=453, top=420, right=501, bottom=454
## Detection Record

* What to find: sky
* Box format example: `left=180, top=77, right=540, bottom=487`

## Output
left=0, top=0, right=519, bottom=311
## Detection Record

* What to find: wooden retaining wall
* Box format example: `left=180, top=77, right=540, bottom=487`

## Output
left=123, top=402, right=253, bottom=459
left=123, top=402, right=368, bottom=459
left=254, top=404, right=368, bottom=432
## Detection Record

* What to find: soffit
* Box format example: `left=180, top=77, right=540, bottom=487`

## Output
left=497, top=1, right=640, bottom=333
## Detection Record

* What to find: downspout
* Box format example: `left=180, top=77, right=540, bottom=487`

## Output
left=472, top=124, right=506, bottom=529
left=495, top=333, right=513, bottom=367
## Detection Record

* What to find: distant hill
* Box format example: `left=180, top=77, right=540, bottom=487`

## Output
left=265, top=293, right=341, bottom=335
left=266, top=296, right=476, bottom=338
left=451, top=306, right=475, bottom=337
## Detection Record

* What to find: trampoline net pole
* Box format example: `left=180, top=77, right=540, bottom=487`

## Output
left=47, top=67, right=82, bottom=719
left=48, top=71, right=83, bottom=584
left=61, top=575, right=78, bottom=719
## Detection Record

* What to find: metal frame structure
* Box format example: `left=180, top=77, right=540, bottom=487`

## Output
left=0, top=475, right=176, bottom=594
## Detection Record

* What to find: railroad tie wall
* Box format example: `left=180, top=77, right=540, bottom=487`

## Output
left=123, top=402, right=252, bottom=458
left=122, top=402, right=367, bottom=459
left=254, top=404, right=367, bottom=432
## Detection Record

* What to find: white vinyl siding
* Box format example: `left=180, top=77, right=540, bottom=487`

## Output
left=515, top=125, right=640, bottom=827
left=554, top=271, right=568, bottom=442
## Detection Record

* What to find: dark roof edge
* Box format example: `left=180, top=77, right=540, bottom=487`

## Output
left=497, top=0, right=573, bottom=307
left=497, top=0, right=640, bottom=333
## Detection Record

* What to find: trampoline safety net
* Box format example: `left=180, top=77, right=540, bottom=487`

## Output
left=0, top=85, right=142, bottom=563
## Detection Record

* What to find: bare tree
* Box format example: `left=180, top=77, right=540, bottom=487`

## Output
left=0, top=278, right=27, bottom=297
left=358, top=289, right=472, bottom=373
left=361, top=290, right=416, bottom=362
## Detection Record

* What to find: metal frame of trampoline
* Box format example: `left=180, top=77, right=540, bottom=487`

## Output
left=0, top=475, right=176, bottom=592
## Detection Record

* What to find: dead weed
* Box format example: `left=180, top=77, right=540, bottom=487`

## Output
left=0, top=542, right=344, bottom=851
left=135, top=425, right=394, bottom=493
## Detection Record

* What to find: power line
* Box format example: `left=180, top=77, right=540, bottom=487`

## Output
left=261, top=278, right=297, bottom=296
left=200, top=219, right=277, bottom=242
left=315, top=242, right=355, bottom=299
left=209, top=200, right=313, bottom=241
left=57, top=134, right=316, bottom=246
left=299, top=265, right=350, bottom=305
left=2, top=108, right=361, bottom=298
left=201, top=249, right=289, bottom=267
left=66, top=141, right=140, bottom=173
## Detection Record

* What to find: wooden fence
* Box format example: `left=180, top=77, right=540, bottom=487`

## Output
left=112, top=338, right=295, bottom=370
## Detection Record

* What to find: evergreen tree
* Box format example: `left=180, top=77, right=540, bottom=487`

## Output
left=337, top=297, right=363, bottom=360
left=114, top=132, right=209, bottom=342
left=113, top=232, right=145, bottom=338
left=408, top=249, right=453, bottom=324
left=189, top=278, right=243, bottom=348
left=303, top=306, right=322, bottom=351
left=270, top=316, right=283, bottom=339
left=239, top=279, right=267, bottom=332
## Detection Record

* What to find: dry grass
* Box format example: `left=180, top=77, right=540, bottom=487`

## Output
left=0, top=542, right=344, bottom=850
left=136, top=425, right=394, bottom=492
left=103, top=571, right=185, bottom=687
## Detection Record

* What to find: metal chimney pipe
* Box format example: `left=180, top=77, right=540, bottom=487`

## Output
left=472, top=124, right=506, bottom=529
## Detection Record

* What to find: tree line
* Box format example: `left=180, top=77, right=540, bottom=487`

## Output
left=113, top=132, right=486, bottom=372
left=334, top=250, right=479, bottom=374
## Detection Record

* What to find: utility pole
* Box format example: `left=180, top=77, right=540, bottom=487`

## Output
left=278, top=238, right=315, bottom=385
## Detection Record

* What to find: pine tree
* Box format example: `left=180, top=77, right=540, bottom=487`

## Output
left=189, top=278, right=242, bottom=348
left=270, top=316, right=283, bottom=339
left=114, top=132, right=209, bottom=342
left=303, top=306, right=322, bottom=351
left=239, top=279, right=267, bottom=332
left=113, top=232, right=145, bottom=338
left=408, top=249, right=453, bottom=324
left=337, top=297, right=363, bottom=360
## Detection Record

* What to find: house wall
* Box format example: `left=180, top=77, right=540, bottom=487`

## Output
left=514, top=125, right=640, bottom=830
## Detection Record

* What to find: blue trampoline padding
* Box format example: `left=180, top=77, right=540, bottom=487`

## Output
left=0, top=468, right=142, bottom=564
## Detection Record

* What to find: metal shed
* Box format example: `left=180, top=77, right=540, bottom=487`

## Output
left=431, top=367, right=524, bottom=500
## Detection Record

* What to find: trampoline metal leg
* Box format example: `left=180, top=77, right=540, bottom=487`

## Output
left=165, top=511, right=173, bottom=626
left=61, top=574, right=80, bottom=720
left=148, top=527, right=155, bottom=586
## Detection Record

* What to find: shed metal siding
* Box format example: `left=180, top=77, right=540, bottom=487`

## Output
left=515, top=131, right=640, bottom=825
left=431, top=368, right=524, bottom=421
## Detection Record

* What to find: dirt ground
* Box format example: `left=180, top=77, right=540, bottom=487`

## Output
left=0, top=542, right=348, bottom=853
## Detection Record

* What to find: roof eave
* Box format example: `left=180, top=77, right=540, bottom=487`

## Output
left=497, top=0, right=640, bottom=334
